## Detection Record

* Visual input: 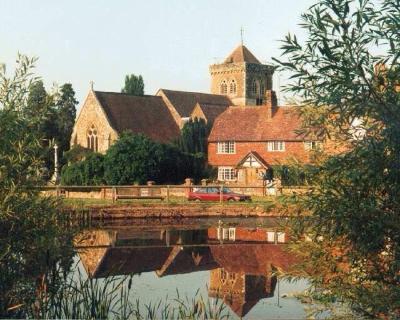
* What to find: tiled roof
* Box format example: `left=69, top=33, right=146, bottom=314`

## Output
left=80, top=247, right=173, bottom=278
left=224, top=45, right=261, bottom=64
left=210, top=244, right=297, bottom=274
left=159, top=89, right=232, bottom=118
left=194, top=103, right=229, bottom=124
left=156, top=246, right=217, bottom=277
left=94, top=91, right=180, bottom=143
left=208, top=105, right=306, bottom=142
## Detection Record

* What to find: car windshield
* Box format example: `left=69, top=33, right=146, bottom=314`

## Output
left=223, top=187, right=232, bottom=193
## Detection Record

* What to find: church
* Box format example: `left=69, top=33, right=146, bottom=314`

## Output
left=71, top=44, right=323, bottom=184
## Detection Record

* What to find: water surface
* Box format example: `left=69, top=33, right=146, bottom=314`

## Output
left=75, top=217, right=312, bottom=319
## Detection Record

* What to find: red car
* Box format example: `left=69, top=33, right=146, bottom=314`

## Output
left=188, top=187, right=251, bottom=202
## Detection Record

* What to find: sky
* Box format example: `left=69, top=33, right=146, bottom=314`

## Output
left=1, top=0, right=317, bottom=106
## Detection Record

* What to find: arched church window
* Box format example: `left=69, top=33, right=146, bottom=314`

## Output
left=220, top=80, right=228, bottom=95
left=252, top=80, right=259, bottom=96
left=229, top=79, right=237, bottom=95
left=87, top=125, right=98, bottom=152
left=260, top=81, right=265, bottom=96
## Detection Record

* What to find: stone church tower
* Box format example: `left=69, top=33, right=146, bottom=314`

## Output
left=209, top=45, right=275, bottom=106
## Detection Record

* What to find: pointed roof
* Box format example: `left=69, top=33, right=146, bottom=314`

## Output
left=157, top=89, right=232, bottom=118
left=191, top=103, right=229, bottom=124
left=224, top=45, right=261, bottom=64
left=93, top=91, right=180, bottom=143
left=236, top=151, right=270, bottom=169
left=208, top=105, right=305, bottom=142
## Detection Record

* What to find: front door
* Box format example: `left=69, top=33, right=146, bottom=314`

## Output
left=246, top=168, right=258, bottom=185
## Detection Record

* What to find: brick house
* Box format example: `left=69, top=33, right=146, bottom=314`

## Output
left=206, top=45, right=322, bottom=184
left=208, top=96, right=322, bottom=184
left=71, top=43, right=323, bottom=176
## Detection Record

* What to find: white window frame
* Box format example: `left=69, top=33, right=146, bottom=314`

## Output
left=228, top=228, right=236, bottom=241
left=267, top=141, right=285, bottom=152
left=218, top=167, right=236, bottom=181
left=217, top=141, right=236, bottom=154
left=304, top=140, right=322, bottom=151
left=267, top=231, right=275, bottom=243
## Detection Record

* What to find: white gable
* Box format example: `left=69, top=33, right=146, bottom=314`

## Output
left=241, top=154, right=263, bottom=168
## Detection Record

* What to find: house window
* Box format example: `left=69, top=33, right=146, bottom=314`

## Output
left=217, top=141, right=235, bottom=154
left=228, top=228, right=236, bottom=241
left=87, top=125, right=98, bottom=152
left=218, top=167, right=236, bottom=181
left=267, top=231, right=275, bottom=243
left=267, top=141, right=285, bottom=152
left=277, top=232, right=286, bottom=243
left=304, top=141, right=322, bottom=151
left=229, top=80, right=237, bottom=95
left=220, top=80, right=228, bottom=94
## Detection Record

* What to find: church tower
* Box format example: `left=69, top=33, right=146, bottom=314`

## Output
left=209, top=45, right=275, bottom=106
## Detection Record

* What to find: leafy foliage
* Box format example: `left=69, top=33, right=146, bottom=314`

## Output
left=274, top=0, right=400, bottom=317
left=175, top=118, right=214, bottom=181
left=121, top=74, right=144, bottom=96
left=61, top=152, right=105, bottom=185
left=55, top=83, right=78, bottom=158
left=0, top=55, right=75, bottom=317
left=178, top=118, right=209, bottom=154
left=103, top=133, right=163, bottom=185
left=24, top=79, right=78, bottom=177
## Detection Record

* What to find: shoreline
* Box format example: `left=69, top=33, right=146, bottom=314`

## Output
left=63, top=201, right=292, bottom=219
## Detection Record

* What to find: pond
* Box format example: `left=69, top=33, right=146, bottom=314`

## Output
left=73, top=217, right=320, bottom=319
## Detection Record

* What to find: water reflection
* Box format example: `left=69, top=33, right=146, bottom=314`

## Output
left=75, top=218, right=299, bottom=318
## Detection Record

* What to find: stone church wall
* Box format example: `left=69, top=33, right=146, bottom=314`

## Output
left=70, top=91, right=118, bottom=154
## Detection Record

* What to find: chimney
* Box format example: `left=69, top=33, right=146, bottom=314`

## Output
left=264, top=90, right=277, bottom=118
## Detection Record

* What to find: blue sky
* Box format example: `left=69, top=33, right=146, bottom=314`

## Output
left=1, top=0, right=316, bottom=105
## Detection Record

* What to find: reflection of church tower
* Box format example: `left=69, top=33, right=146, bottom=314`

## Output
left=209, top=45, right=275, bottom=106
left=208, top=268, right=277, bottom=318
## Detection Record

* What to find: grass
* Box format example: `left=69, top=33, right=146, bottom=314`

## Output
left=62, top=196, right=277, bottom=210
left=34, top=268, right=231, bottom=320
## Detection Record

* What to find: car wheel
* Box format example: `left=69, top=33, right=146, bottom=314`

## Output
left=195, top=198, right=201, bottom=202
left=228, top=198, right=235, bottom=202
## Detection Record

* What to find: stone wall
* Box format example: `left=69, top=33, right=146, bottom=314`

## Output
left=70, top=90, right=118, bottom=153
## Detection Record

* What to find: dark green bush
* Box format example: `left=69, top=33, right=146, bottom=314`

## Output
left=103, top=133, right=163, bottom=185
left=61, top=153, right=105, bottom=185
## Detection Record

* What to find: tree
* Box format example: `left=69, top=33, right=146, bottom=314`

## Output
left=0, top=55, right=74, bottom=317
left=121, top=74, right=144, bottom=96
left=61, top=152, right=105, bottom=185
left=104, top=133, right=163, bottom=184
left=274, top=0, right=400, bottom=317
left=55, top=83, right=78, bottom=156
left=176, top=118, right=213, bottom=181
left=178, top=118, right=209, bottom=154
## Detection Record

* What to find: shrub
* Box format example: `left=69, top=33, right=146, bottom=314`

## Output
left=61, top=153, right=105, bottom=185
left=103, top=133, right=163, bottom=185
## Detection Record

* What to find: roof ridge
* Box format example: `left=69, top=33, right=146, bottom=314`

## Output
left=159, top=88, right=226, bottom=96
left=95, top=91, right=160, bottom=98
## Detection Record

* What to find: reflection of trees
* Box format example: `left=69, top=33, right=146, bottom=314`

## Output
left=0, top=206, right=76, bottom=318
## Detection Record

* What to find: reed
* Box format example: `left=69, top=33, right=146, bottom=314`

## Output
left=36, top=268, right=230, bottom=319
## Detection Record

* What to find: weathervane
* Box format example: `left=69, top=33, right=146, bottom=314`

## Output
left=240, top=26, right=244, bottom=45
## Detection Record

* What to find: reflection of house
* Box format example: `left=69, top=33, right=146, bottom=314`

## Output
left=208, top=226, right=287, bottom=244
left=76, top=225, right=297, bottom=317
left=209, top=268, right=276, bottom=318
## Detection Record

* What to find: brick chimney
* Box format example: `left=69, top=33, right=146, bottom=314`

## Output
left=264, top=90, right=277, bottom=118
